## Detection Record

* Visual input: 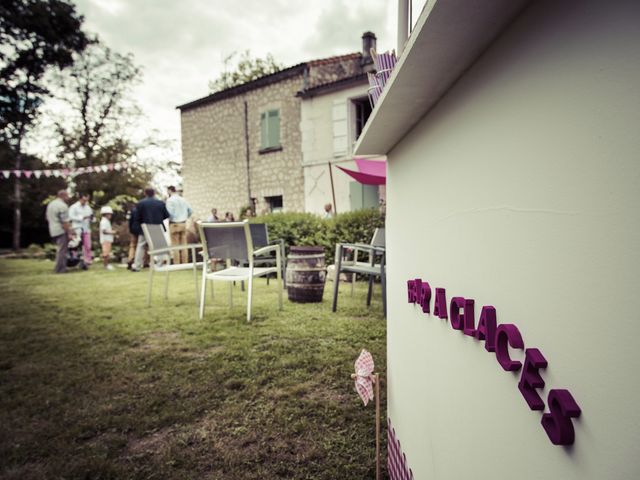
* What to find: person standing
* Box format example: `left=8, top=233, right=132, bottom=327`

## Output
left=131, top=187, right=169, bottom=272
left=68, top=193, right=93, bottom=265
left=166, top=186, right=193, bottom=264
left=45, top=190, right=73, bottom=273
left=126, top=204, right=142, bottom=269
left=99, top=206, right=115, bottom=271
left=206, top=208, right=219, bottom=222
left=323, top=203, right=334, bottom=219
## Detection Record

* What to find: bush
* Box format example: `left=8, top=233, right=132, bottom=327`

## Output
left=43, top=243, right=57, bottom=260
left=251, top=209, right=385, bottom=263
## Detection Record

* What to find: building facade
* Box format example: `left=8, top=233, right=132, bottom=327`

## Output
left=356, top=1, right=640, bottom=479
left=178, top=33, right=378, bottom=219
left=299, top=78, right=385, bottom=215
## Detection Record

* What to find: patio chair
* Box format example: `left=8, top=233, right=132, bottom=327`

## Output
left=141, top=223, right=203, bottom=307
left=373, top=49, right=397, bottom=88
left=248, top=223, right=287, bottom=288
left=332, top=227, right=386, bottom=317
left=197, top=220, right=283, bottom=322
left=367, top=72, right=383, bottom=108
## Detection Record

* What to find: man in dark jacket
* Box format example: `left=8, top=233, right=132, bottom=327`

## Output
left=126, top=204, right=146, bottom=269
left=131, top=187, right=169, bottom=271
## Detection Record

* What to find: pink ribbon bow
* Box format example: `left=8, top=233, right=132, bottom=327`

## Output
left=352, top=349, right=376, bottom=406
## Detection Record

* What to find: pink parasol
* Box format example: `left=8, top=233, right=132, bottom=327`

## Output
left=336, top=158, right=386, bottom=185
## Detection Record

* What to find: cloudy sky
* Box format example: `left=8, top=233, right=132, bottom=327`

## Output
left=72, top=0, right=407, bottom=156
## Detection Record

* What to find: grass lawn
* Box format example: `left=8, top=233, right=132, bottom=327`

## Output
left=0, top=259, right=387, bottom=479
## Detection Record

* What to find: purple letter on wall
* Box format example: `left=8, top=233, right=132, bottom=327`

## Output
left=542, top=389, right=581, bottom=445
left=462, top=299, right=475, bottom=336
left=450, top=297, right=474, bottom=332
left=495, top=324, right=524, bottom=371
left=418, top=281, right=431, bottom=314
left=474, top=306, right=497, bottom=352
left=433, top=288, right=448, bottom=319
left=517, top=348, right=548, bottom=410
left=450, top=297, right=465, bottom=330
left=407, top=280, right=417, bottom=303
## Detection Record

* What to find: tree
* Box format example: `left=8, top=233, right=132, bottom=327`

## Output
left=209, top=50, right=283, bottom=93
left=0, top=0, right=88, bottom=249
left=0, top=144, right=66, bottom=247
left=49, top=41, right=153, bottom=207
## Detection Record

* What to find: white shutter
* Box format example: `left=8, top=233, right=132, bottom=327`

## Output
left=332, top=99, right=348, bottom=157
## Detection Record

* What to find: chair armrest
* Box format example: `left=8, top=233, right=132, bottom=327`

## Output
left=149, top=243, right=202, bottom=255
left=253, top=244, right=279, bottom=257
left=337, top=243, right=385, bottom=253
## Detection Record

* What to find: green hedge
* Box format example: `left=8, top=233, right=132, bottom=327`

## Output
left=251, top=209, right=385, bottom=263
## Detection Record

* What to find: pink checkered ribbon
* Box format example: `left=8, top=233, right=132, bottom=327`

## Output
left=352, top=349, right=375, bottom=406
left=388, top=419, right=414, bottom=480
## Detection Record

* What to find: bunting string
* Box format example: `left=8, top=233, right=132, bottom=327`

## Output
left=0, top=161, right=130, bottom=180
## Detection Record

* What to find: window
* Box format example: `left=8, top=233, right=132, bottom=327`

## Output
left=353, top=97, right=373, bottom=140
left=265, top=195, right=283, bottom=213
left=349, top=182, right=379, bottom=211
left=260, top=109, right=281, bottom=150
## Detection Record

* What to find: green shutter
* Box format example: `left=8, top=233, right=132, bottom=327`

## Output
left=260, top=110, right=280, bottom=149
left=349, top=182, right=364, bottom=211
left=260, top=112, right=268, bottom=149
left=268, top=110, right=280, bottom=148
left=362, top=185, right=379, bottom=209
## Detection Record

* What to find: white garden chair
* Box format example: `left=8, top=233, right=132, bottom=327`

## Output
left=141, top=223, right=202, bottom=307
left=197, top=220, right=283, bottom=322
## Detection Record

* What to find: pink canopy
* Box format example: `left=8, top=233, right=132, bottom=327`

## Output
left=336, top=158, right=386, bottom=185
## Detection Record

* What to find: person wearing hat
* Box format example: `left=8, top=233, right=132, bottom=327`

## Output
left=99, top=206, right=116, bottom=271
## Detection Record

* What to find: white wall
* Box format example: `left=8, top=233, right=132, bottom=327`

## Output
left=300, top=83, right=371, bottom=214
left=386, top=1, right=640, bottom=479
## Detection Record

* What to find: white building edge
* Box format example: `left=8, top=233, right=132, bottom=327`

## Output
left=356, top=0, right=640, bottom=478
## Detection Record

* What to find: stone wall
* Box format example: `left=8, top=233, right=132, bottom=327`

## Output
left=181, top=53, right=371, bottom=220
left=180, top=75, right=305, bottom=220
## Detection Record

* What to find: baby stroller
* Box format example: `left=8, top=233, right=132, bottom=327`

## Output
left=67, top=232, right=88, bottom=270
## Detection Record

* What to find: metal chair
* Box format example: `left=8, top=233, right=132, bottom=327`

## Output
left=141, top=223, right=203, bottom=306
left=248, top=223, right=287, bottom=288
left=332, top=227, right=386, bottom=317
left=197, top=220, right=283, bottom=322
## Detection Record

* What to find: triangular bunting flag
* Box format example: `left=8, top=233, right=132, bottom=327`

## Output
left=34, top=171, right=42, bottom=179
left=52, top=170, right=61, bottom=178
left=1, top=171, right=10, bottom=179
left=43, top=170, right=52, bottom=177
left=23, top=171, right=33, bottom=179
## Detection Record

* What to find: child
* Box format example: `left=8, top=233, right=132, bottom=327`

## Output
left=99, top=206, right=116, bottom=271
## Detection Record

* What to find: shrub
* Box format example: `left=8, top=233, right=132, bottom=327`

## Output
left=251, top=209, right=384, bottom=263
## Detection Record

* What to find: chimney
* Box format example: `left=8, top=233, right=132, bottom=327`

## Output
left=361, top=31, right=377, bottom=65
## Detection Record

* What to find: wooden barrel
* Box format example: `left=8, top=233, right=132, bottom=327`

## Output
left=286, top=246, right=326, bottom=303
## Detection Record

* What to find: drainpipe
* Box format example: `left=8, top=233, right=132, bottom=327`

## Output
left=397, top=0, right=410, bottom=56
left=244, top=100, right=251, bottom=206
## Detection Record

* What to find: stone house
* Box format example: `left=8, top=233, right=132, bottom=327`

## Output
left=177, top=33, right=378, bottom=219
